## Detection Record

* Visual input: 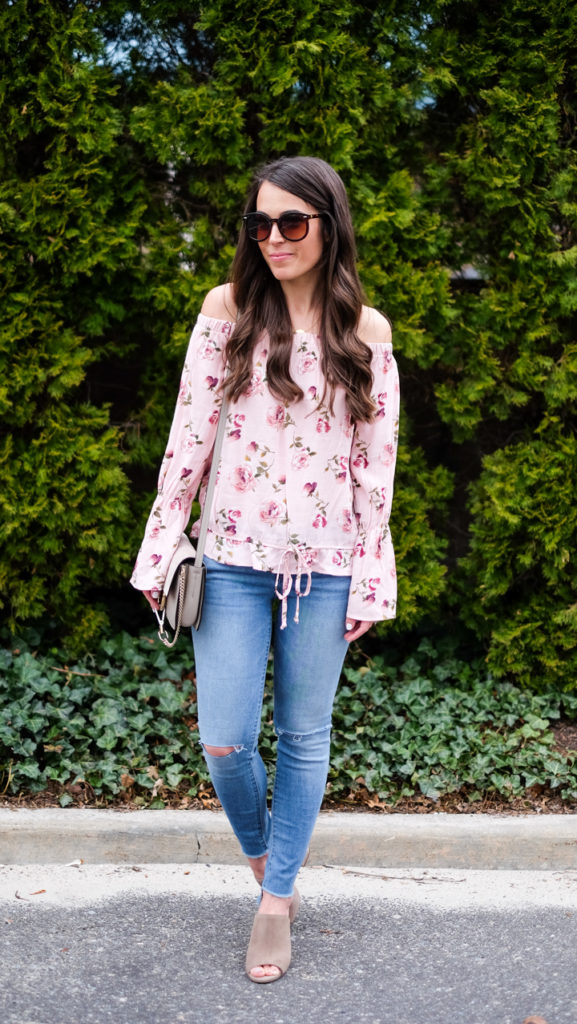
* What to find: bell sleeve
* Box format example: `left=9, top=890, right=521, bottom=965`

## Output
left=347, top=343, right=400, bottom=623
left=130, top=314, right=229, bottom=593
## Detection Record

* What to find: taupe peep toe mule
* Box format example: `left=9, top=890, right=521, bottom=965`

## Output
left=245, top=887, right=300, bottom=984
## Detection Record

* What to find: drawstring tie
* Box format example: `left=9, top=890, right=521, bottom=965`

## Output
left=275, top=549, right=312, bottom=629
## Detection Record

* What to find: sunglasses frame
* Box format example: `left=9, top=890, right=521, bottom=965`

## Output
left=242, top=210, right=324, bottom=242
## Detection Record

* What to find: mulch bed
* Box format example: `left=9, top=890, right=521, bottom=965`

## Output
left=2, top=792, right=576, bottom=815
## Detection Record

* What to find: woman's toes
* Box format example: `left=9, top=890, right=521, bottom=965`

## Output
left=250, top=964, right=281, bottom=980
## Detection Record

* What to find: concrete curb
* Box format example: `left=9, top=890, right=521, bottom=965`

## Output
left=1, top=809, right=577, bottom=869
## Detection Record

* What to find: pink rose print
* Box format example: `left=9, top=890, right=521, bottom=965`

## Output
left=316, top=417, right=330, bottom=434
left=198, top=337, right=219, bottom=358
left=298, top=351, right=318, bottom=373
left=339, top=509, right=353, bottom=533
left=170, top=498, right=182, bottom=510
left=278, top=475, right=286, bottom=485
left=292, top=451, right=310, bottom=470
left=199, top=339, right=217, bottom=359
left=224, top=510, right=241, bottom=535
left=365, top=591, right=376, bottom=603
left=165, top=451, right=174, bottom=459
left=376, top=392, right=387, bottom=418
left=303, top=481, right=317, bottom=496
left=150, top=554, right=162, bottom=566
left=205, top=376, right=219, bottom=391
left=379, top=443, right=396, bottom=466
left=354, top=540, right=366, bottom=557
left=246, top=370, right=265, bottom=396
left=368, top=578, right=381, bottom=590
left=259, top=500, right=282, bottom=524
left=178, top=383, right=187, bottom=404
left=246, top=441, right=259, bottom=454
left=182, top=436, right=200, bottom=451
left=209, top=409, right=220, bottom=425
left=313, top=513, right=327, bottom=529
left=327, top=454, right=348, bottom=480
left=308, top=386, right=318, bottom=400
left=149, top=527, right=161, bottom=538
left=353, top=452, right=369, bottom=469
left=332, top=551, right=344, bottom=566
left=180, top=468, right=193, bottom=479
left=231, top=466, right=256, bottom=492
left=267, top=405, right=286, bottom=428
left=228, top=413, right=245, bottom=440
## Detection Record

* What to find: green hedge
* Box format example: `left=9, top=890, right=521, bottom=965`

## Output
left=459, top=428, right=577, bottom=689
left=1, top=1, right=576, bottom=689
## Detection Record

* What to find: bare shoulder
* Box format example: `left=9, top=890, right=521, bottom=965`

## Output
left=357, top=305, right=392, bottom=346
left=201, top=283, right=237, bottom=322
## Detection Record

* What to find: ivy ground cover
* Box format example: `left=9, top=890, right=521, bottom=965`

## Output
left=1, top=632, right=576, bottom=810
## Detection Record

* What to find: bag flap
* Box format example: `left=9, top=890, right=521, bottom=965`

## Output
left=162, top=532, right=197, bottom=597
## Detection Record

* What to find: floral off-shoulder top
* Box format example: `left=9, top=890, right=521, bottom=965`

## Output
left=131, top=313, right=400, bottom=627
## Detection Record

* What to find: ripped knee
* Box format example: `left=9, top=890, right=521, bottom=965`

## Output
left=203, top=744, right=236, bottom=757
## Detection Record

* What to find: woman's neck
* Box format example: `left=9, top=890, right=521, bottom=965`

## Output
left=281, top=278, right=322, bottom=334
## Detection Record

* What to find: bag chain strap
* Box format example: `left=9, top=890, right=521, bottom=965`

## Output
left=156, top=565, right=186, bottom=648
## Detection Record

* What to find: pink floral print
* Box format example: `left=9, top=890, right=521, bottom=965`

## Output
left=379, top=442, right=396, bottom=467
left=260, top=500, right=283, bottom=524
left=292, top=450, right=311, bottom=469
left=231, top=466, right=256, bottom=492
left=298, top=351, right=318, bottom=374
left=266, top=404, right=287, bottom=428
left=227, top=412, right=245, bottom=440
left=326, top=454, right=348, bottom=481
left=338, top=509, right=353, bottom=533
left=131, top=312, right=400, bottom=624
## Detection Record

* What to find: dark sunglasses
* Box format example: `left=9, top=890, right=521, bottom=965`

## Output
left=242, top=210, right=324, bottom=242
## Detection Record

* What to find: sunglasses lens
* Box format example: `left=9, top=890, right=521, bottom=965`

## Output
left=245, top=215, right=271, bottom=241
left=278, top=213, right=309, bottom=240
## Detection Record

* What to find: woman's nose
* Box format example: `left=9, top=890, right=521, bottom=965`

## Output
left=269, top=222, right=284, bottom=243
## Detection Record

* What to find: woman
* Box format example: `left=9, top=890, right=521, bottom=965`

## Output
left=131, top=156, right=400, bottom=983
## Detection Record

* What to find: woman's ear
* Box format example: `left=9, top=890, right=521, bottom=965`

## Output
left=321, top=213, right=332, bottom=243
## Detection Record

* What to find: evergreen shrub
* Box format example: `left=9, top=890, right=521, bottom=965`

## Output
left=1, top=1, right=576, bottom=695
left=459, top=428, right=577, bottom=690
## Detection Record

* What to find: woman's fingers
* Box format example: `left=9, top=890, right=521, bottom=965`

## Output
left=344, top=619, right=373, bottom=642
left=143, top=589, right=160, bottom=612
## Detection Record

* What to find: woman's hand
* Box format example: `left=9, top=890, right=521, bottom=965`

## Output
left=344, top=619, right=374, bottom=642
left=143, top=589, right=160, bottom=612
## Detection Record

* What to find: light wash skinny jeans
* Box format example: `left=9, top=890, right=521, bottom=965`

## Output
left=192, top=557, right=350, bottom=898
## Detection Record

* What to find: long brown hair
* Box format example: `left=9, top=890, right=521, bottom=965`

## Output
left=223, top=156, right=376, bottom=423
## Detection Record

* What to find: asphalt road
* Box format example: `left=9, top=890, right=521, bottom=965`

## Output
left=1, top=864, right=575, bottom=1024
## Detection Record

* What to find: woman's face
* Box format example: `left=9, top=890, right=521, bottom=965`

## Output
left=254, top=181, right=325, bottom=287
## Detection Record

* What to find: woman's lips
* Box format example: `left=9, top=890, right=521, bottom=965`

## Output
left=268, top=253, right=292, bottom=261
